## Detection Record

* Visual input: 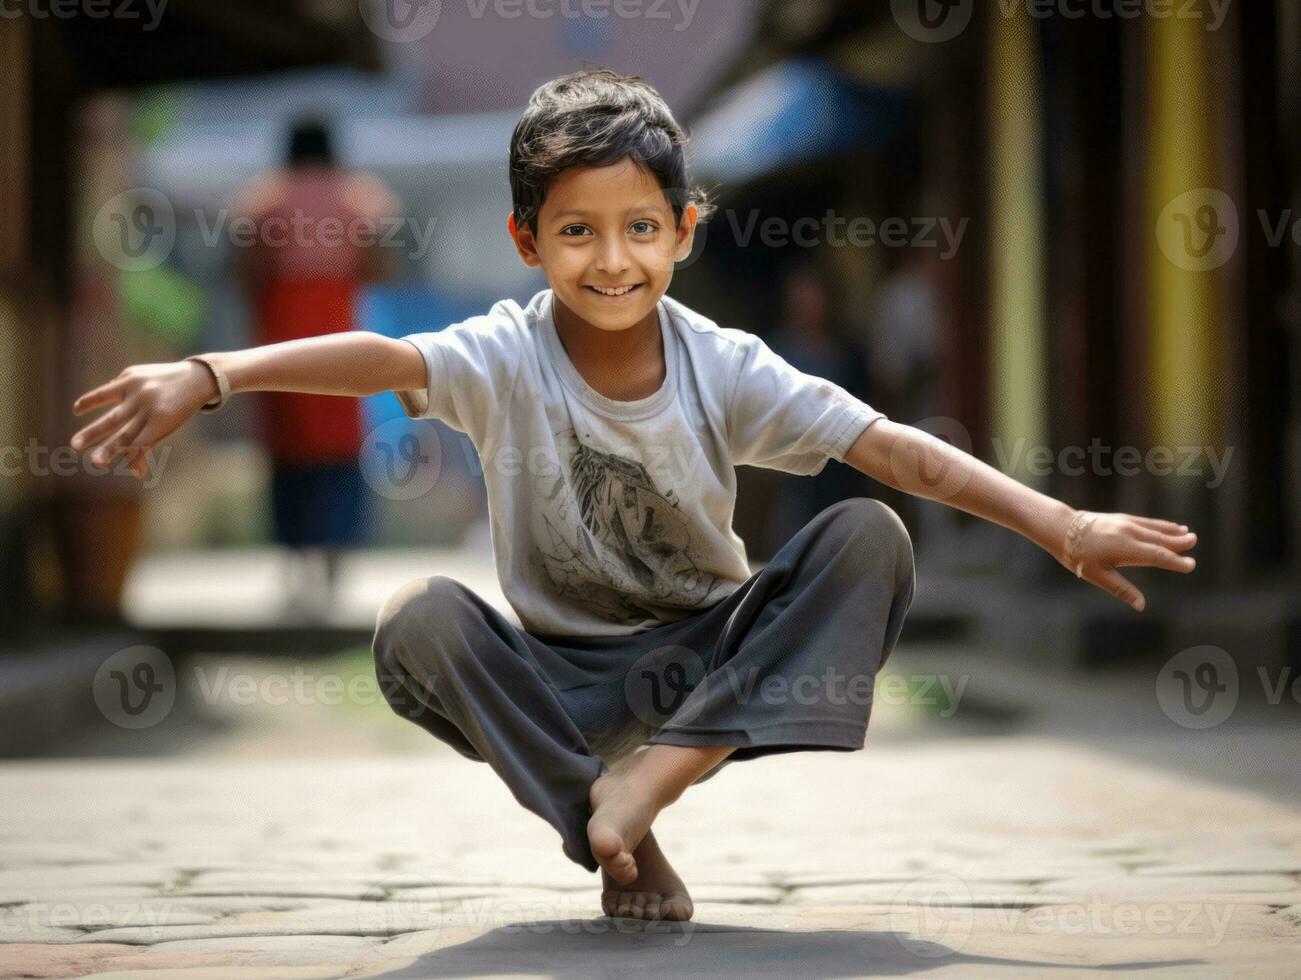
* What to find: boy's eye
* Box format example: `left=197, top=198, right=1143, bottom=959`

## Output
left=629, top=220, right=657, bottom=235
left=560, top=225, right=592, bottom=237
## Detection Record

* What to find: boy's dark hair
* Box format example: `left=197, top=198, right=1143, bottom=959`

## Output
left=288, top=117, right=335, bottom=168
left=509, top=68, right=714, bottom=233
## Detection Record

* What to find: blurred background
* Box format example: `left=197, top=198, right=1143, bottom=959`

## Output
left=0, top=0, right=1297, bottom=766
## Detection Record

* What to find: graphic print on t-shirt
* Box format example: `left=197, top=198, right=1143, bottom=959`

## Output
left=531, top=427, right=730, bottom=625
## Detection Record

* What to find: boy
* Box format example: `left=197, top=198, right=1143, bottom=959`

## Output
left=70, top=69, right=1198, bottom=923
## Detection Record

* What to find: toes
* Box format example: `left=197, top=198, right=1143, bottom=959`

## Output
left=589, top=822, right=638, bottom=886
left=595, top=854, right=636, bottom=885
left=603, top=890, right=691, bottom=921
left=608, top=852, right=638, bottom=885
left=605, top=890, right=658, bottom=920
left=661, top=896, right=693, bottom=921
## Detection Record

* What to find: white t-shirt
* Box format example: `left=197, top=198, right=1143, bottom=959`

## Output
left=396, top=289, right=884, bottom=637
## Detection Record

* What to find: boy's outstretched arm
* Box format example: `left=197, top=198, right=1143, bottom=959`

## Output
left=843, top=419, right=1198, bottom=612
left=70, top=333, right=428, bottom=479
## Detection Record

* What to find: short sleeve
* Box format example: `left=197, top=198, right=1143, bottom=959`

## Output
left=394, top=312, right=521, bottom=443
left=725, top=333, right=884, bottom=476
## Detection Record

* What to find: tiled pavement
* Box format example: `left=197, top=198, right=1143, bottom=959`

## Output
left=2, top=721, right=1299, bottom=977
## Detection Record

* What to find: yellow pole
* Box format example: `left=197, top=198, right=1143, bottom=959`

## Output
left=1148, top=14, right=1225, bottom=452
left=988, top=5, right=1047, bottom=484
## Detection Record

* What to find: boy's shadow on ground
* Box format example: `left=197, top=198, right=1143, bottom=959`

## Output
left=369, top=917, right=1200, bottom=977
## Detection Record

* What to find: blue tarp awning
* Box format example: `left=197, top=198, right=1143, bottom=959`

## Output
left=688, top=57, right=912, bottom=185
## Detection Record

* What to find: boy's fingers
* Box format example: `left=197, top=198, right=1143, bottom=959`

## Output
left=133, top=441, right=163, bottom=479
left=125, top=421, right=168, bottom=478
left=1130, top=515, right=1188, bottom=536
left=112, top=418, right=152, bottom=464
left=127, top=446, right=152, bottom=479
left=91, top=416, right=148, bottom=468
left=118, top=441, right=146, bottom=478
left=71, top=405, right=127, bottom=452
left=87, top=426, right=125, bottom=466
left=1096, top=567, right=1145, bottom=612
left=73, top=378, right=127, bottom=416
left=1131, top=525, right=1198, bottom=553
left=1127, top=543, right=1196, bottom=573
left=88, top=436, right=125, bottom=468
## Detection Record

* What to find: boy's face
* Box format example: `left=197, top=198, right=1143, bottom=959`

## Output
left=509, top=157, right=697, bottom=333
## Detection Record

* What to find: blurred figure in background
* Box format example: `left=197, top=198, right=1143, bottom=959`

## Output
left=231, top=117, right=401, bottom=620
left=867, top=246, right=940, bottom=441
left=865, top=243, right=955, bottom=561
left=762, top=262, right=874, bottom=553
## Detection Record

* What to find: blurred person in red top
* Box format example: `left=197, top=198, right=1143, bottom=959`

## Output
left=231, top=117, right=401, bottom=619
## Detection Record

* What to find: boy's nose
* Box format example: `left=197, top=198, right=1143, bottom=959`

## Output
left=594, top=239, right=632, bottom=275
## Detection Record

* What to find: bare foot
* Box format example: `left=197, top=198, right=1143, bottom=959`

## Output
left=587, top=768, right=663, bottom=886
left=601, top=829, right=694, bottom=921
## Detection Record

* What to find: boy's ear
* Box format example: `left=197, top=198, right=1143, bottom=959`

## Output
left=508, top=213, right=543, bottom=268
left=673, top=203, right=699, bottom=264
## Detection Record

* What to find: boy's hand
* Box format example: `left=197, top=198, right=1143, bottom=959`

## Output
left=1059, top=511, right=1197, bottom=613
left=70, top=361, right=219, bottom=480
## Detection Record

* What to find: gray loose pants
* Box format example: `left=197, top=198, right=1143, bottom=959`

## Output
left=372, top=496, right=916, bottom=872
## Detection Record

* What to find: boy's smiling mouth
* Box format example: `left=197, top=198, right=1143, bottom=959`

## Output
left=586, top=284, right=644, bottom=298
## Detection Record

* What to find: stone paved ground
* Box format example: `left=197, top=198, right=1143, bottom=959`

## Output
left=2, top=644, right=1299, bottom=978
